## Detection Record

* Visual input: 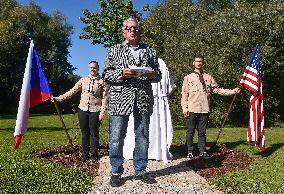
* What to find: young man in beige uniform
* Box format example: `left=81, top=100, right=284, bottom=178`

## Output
left=181, top=54, right=240, bottom=160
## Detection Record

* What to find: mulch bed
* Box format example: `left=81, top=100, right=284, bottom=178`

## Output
left=32, top=143, right=253, bottom=180
left=170, top=144, right=253, bottom=180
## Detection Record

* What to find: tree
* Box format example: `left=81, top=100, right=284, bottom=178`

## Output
left=78, top=0, right=283, bottom=126
left=79, top=0, right=148, bottom=47
left=0, top=1, right=77, bottom=113
left=142, top=0, right=284, bottom=126
left=198, top=0, right=235, bottom=11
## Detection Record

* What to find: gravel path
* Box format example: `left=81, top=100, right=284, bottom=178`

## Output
left=88, top=156, right=223, bottom=194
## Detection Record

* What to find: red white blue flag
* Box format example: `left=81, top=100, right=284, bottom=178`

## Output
left=240, top=44, right=265, bottom=151
left=14, top=40, right=52, bottom=149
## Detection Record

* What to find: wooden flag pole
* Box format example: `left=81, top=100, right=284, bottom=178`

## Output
left=215, top=61, right=246, bottom=145
left=53, top=102, right=73, bottom=145
left=215, top=93, right=238, bottom=144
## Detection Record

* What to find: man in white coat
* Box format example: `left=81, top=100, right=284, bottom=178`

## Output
left=123, top=58, right=176, bottom=163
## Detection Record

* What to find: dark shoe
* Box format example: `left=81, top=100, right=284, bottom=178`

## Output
left=199, top=152, right=210, bottom=159
left=81, top=155, right=89, bottom=162
left=90, top=156, right=99, bottom=161
left=89, top=158, right=99, bottom=164
left=110, top=174, right=123, bottom=187
left=90, top=153, right=98, bottom=160
left=135, top=173, right=157, bottom=184
left=187, top=152, right=194, bottom=160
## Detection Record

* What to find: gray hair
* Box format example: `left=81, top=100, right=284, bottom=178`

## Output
left=122, top=18, right=140, bottom=30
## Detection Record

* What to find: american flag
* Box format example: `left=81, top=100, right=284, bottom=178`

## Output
left=240, top=44, right=265, bottom=151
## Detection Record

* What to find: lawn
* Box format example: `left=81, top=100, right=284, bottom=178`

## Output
left=174, top=125, right=284, bottom=194
left=0, top=114, right=101, bottom=194
left=0, top=114, right=283, bottom=194
left=211, top=127, right=284, bottom=194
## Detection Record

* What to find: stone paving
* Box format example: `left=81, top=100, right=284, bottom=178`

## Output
left=88, top=156, right=223, bottom=194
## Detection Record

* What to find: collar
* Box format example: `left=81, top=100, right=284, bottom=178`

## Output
left=193, top=70, right=203, bottom=75
left=122, top=40, right=140, bottom=49
left=88, top=75, right=99, bottom=80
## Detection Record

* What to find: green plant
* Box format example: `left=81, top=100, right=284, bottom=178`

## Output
left=173, top=125, right=284, bottom=194
left=0, top=114, right=94, bottom=193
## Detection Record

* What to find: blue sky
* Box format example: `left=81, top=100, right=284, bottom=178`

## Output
left=17, top=0, right=161, bottom=77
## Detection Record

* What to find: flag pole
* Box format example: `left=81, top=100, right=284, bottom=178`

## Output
left=215, top=59, right=247, bottom=145
left=53, top=102, right=73, bottom=145
left=215, top=92, right=238, bottom=144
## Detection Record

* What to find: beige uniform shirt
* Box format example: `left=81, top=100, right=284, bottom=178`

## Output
left=55, top=75, right=107, bottom=113
left=181, top=72, right=236, bottom=114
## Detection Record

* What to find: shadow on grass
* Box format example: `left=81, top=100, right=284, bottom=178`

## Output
left=222, top=140, right=284, bottom=157
left=222, top=140, right=247, bottom=149
left=255, top=143, right=284, bottom=157
left=1, top=127, right=67, bottom=132
left=173, top=126, right=186, bottom=131
left=0, top=115, right=17, bottom=120
left=0, top=114, right=57, bottom=120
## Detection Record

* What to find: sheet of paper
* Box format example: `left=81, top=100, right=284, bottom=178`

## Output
left=129, top=66, right=153, bottom=77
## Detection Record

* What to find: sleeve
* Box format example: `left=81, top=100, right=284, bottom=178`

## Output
left=55, top=78, right=82, bottom=102
left=181, top=76, right=189, bottom=113
left=102, top=46, right=124, bottom=84
left=211, top=76, right=237, bottom=96
left=100, top=81, right=107, bottom=114
left=167, top=70, right=176, bottom=97
left=148, top=47, right=161, bottom=83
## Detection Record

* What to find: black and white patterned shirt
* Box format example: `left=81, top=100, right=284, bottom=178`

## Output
left=103, top=42, right=161, bottom=115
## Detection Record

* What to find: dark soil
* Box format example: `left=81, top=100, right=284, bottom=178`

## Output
left=32, top=143, right=253, bottom=180
left=170, top=143, right=253, bottom=180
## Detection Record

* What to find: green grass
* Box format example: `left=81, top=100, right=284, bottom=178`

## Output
left=173, top=126, right=284, bottom=194
left=1, top=114, right=283, bottom=193
left=213, top=127, right=284, bottom=194
left=0, top=113, right=110, bottom=194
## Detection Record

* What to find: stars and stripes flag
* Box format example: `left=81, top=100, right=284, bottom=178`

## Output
left=239, top=44, right=265, bottom=151
left=14, top=40, right=52, bottom=149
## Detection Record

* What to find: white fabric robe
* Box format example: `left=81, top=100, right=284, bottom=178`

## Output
left=123, top=58, right=176, bottom=163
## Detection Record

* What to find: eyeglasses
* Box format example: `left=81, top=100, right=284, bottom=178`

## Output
left=195, top=60, right=202, bottom=62
left=124, top=26, right=140, bottom=32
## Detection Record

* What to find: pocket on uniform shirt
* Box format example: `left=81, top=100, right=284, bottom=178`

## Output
left=188, top=84, right=199, bottom=93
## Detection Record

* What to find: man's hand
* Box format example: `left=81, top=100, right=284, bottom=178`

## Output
left=122, top=68, right=137, bottom=78
left=51, top=96, right=58, bottom=103
left=99, top=112, right=105, bottom=121
left=233, top=87, right=241, bottom=94
left=183, top=111, right=190, bottom=118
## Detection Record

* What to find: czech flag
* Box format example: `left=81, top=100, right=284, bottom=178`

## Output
left=14, top=40, right=52, bottom=149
